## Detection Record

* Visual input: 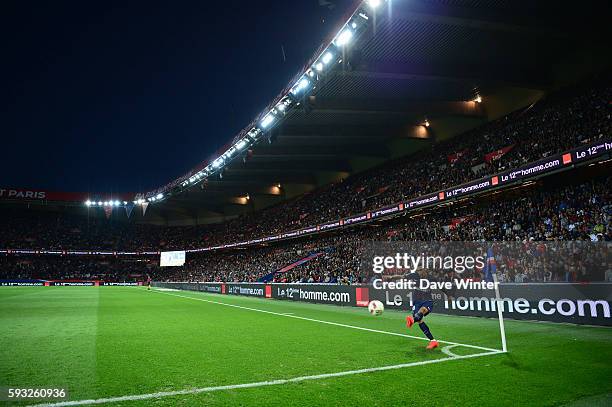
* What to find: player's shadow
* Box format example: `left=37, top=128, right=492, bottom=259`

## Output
left=408, top=347, right=437, bottom=359
left=499, top=353, right=533, bottom=372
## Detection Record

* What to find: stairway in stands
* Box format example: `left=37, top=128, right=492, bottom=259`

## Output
left=257, top=251, right=327, bottom=283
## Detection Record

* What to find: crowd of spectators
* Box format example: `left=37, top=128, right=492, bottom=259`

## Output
left=0, top=211, right=205, bottom=252
left=152, top=175, right=610, bottom=284
left=0, top=257, right=153, bottom=282
left=4, top=174, right=608, bottom=283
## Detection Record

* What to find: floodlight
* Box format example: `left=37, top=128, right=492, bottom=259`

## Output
left=290, top=78, right=309, bottom=95
left=322, top=52, right=333, bottom=64
left=367, top=0, right=381, bottom=9
left=85, top=200, right=91, bottom=206
left=236, top=139, right=248, bottom=150
left=212, top=158, right=224, bottom=168
left=335, top=29, right=353, bottom=46
left=260, top=113, right=275, bottom=128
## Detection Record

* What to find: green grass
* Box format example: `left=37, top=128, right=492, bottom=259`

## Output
left=0, top=287, right=610, bottom=406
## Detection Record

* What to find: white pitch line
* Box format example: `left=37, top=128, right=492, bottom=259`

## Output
left=441, top=344, right=461, bottom=358
left=32, top=349, right=502, bottom=407
left=150, top=289, right=501, bottom=353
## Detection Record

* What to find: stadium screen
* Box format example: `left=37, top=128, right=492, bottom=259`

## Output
left=160, top=250, right=186, bottom=267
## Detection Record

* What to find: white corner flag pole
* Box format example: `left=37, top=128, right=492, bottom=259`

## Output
left=492, top=273, right=508, bottom=353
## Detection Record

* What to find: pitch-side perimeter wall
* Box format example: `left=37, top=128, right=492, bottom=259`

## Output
left=0, top=279, right=141, bottom=286
left=153, top=282, right=612, bottom=326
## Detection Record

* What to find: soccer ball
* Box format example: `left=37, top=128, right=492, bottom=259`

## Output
left=368, top=300, right=384, bottom=316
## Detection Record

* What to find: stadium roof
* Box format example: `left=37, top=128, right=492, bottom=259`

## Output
left=7, top=0, right=611, bottom=223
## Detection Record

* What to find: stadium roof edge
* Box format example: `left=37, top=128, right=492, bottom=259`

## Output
left=137, top=0, right=381, bottom=204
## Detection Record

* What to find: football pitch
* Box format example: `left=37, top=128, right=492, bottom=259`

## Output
left=1, top=287, right=610, bottom=406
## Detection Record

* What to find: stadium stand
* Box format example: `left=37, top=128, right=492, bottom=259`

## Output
left=147, top=171, right=612, bottom=284
left=3, top=168, right=610, bottom=284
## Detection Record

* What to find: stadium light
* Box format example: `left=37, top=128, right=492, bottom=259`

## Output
left=424, top=119, right=430, bottom=127
left=236, top=139, right=248, bottom=150
left=298, top=77, right=309, bottom=89
left=322, top=51, right=333, bottom=64
left=260, top=113, right=275, bottom=129
left=212, top=158, right=224, bottom=168
left=248, top=127, right=261, bottom=139
left=277, top=98, right=291, bottom=113
left=155, top=193, right=163, bottom=200
left=290, top=77, right=310, bottom=96
left=97, top=201, right=102, bottom=206
left=114, top=200, right=120, bottom=206
left=85, top=200, right=91, bottom=206
left=335, top=29, right=353, bottom=47
left=474, top=95, right=482, bottom=103
left=137, top=0, right=384, bottom=200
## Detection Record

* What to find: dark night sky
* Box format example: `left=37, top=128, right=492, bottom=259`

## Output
left=1, top=1, right=353, bottom=193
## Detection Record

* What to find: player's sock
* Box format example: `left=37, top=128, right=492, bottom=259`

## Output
left=413, top=311, right=424, bottom=322
left=419, top=322, right=434, bottom=340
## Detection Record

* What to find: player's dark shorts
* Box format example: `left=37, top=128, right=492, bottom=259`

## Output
left=413, top=300, right=433, bottom=315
